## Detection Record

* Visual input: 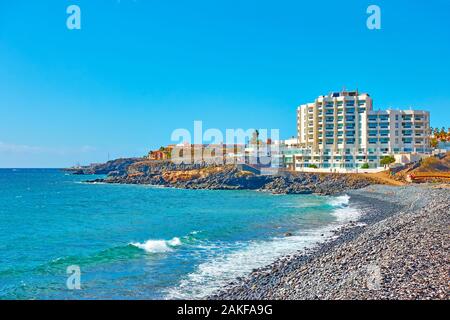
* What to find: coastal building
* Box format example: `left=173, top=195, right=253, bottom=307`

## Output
left=148, top=145, right=175, bottom=161
left=170, top=143, right=246, bottom=164
left=292, top=90, right=431, bottom=170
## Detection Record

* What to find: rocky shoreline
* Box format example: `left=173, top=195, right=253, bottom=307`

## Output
left=69, top=160, right=449, bottom=299
left=85, top=164, right=378, bottom=196
left=210, top=184, right=449, bottom=300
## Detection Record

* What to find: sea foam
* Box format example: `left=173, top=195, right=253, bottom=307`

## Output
left=165, top=194, right=362, bottom=299
left=165, top=228, right=339, bottom=299
left=130, top=237, right=182, bottom=253
left=328, top=194, right=350, bottom=207
left=328, top=194, right=361, bottom=222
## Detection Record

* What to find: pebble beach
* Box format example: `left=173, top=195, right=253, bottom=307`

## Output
left=211, top=184, right=450, bottom=300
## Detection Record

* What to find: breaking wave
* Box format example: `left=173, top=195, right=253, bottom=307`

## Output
left=130, top=237, right=182, bottom=253
left=328, top=194, right=361, bottom=222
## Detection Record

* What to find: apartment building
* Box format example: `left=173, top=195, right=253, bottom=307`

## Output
left=293, top=90, right=430, bottom=170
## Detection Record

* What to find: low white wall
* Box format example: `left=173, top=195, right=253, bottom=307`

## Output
left=295, top=167, right=386, bottom=174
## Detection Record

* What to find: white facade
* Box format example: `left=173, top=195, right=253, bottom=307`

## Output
left=293, top=91, right=431, bottom=170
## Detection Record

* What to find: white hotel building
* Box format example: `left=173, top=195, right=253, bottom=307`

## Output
left=287, top=90, right=431, bottom=170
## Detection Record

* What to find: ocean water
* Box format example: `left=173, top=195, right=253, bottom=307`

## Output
left=0, top=169, right=359, bottom=300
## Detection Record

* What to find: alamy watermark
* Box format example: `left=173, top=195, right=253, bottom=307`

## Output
left=168, top=121, right=281, bottom=168
left=65, top=5, right=381, bottom=31
left=66, top=265, right=81, bottom=290
left=366, top=263, right=382, bottom=290
left=66, top=5, right=81, bottom=30
left=367, top=5, right=381, bottom=30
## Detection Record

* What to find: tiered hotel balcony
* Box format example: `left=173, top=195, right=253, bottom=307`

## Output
left=346, top=108, right=355, bottom=114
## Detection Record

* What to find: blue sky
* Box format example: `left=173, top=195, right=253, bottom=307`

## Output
left=0, top=0, right=449, bottom=167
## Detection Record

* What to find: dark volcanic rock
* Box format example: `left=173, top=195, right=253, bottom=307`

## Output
left=64, top=158, right=143, bottom=175
left=86, top=162, right=376, bottom=196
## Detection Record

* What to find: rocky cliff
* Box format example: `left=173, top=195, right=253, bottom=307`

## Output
left=87, top=161, right=378, bottom=195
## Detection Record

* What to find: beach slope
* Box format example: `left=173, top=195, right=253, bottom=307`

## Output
left=211, top=184, right=449, bottom=300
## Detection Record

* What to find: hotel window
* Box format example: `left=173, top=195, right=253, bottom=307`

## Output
left=403, top=122, right=412, bottom=128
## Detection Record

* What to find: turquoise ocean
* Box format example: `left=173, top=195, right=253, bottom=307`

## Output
left=0, top=169, right=359, bottom=299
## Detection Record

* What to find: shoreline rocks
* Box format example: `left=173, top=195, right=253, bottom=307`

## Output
left=85, top=164, right=378, bottom=195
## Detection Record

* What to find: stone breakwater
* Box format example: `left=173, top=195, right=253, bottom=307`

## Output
left=87, top=164, right=377, bottom=195
left=210, top=184, right=450, bottom=300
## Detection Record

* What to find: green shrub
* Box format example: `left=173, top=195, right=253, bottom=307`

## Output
left=308, top=164, right=318, bottom=169
left=380, top=155, right=396, bottom=166
left=361, top=163, right=370, bottom=169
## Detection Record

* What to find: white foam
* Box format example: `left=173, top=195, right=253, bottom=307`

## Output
left=165, top=195, right=363, bottom=300
left=328, top=194, right=361, bottom=222
left=165, top=227, right=336, bottom=299
left=167, top=237, right=182, bottom=246
left=331, top=206, right=361, bottom=223
left=130, top=237, right=182, bottom=253
left=328, top=194, right=350, bottom=207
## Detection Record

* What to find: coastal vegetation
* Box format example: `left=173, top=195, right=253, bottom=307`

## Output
left=380, top=155, right=396, bottom=167
left=430, top=127, right=450, bottom=147
left=360, top=163, right=370, bottom=169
